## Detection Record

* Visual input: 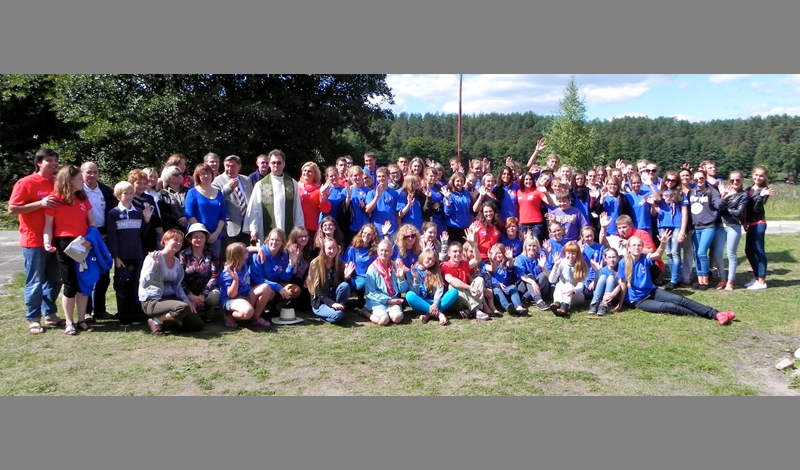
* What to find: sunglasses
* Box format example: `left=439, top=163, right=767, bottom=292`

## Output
left=644, top=169, right=656, bottom=172
left=403, top=235, right=417, bottom=240
left=730, top=179, right=741, bottom=183
left=694, top=178, right=705, bottom=182
left=665, top=178, right=677, bottom=183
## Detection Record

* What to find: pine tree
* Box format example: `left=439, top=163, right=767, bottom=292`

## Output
left=544, top=76, right=599, bottom=170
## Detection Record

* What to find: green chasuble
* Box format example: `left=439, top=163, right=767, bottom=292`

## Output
left=259, top=173, right=297, bottom=237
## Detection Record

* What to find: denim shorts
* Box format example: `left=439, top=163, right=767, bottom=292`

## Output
left=223, top=295, right=250, bottom=312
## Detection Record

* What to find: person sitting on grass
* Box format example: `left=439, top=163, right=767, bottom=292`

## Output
left=345, top=224, right=380, bottom=308
left=617, top=234, right=735, bottom=325
left=138, top=229, right=205, bottom=335
left=484, top=242, right=527, bottom=316
left=307, top=237, right=356, bottom=324
left=220, top=242, right=271, bottom=329
left=406, top=249, right=459, bottom=326
left=250, top=228, right=302, bottom=313
left=514, top=235, right=551, bottom=311
left=548, top=241, right=589, bottom=317
left=587, top=248, right=623, bottom=316
left=441, top=242, right=491, bottom=321
left=361, top=239, right=409, bottom=326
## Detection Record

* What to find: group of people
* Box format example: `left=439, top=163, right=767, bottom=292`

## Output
left=11, top=140, right=775, bottom=335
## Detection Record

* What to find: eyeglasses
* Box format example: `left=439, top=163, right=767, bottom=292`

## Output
left=665, top=178, right=677, bottom=183
left=403, top=235, right=417, bottom=240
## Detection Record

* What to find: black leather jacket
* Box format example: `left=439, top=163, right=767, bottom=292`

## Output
left=720, top=190, right=749, bottom=226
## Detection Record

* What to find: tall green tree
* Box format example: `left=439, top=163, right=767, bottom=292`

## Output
left=544, top=76, right=600, bottom=170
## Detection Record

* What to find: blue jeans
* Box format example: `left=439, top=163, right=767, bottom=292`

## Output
left=350, top=276, right=367, bottom=306
left=312, top=282, right=351, bottom=323
left=22, top=247, right=62, bottom=322
left=720, top=225, right=742, bottom=281
left=692, top=227, right=716, bottom=276
left=632, top=288, right=717, bottom=319
left=591, top=274, right=617, bottom=305
left=660, top=228, right=682, bottom=284
left=745, top=223, right=767, bottom=279
left=492, top=285, right=523, bottom=310
left=406, top=290, right=459, bottom=315
left=680, top=232, right=694, bottom=284
left=520, top=222, right=547, bottom=243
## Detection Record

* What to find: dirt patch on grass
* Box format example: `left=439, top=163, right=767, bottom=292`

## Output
left=731, top=329, right=800, bottom=396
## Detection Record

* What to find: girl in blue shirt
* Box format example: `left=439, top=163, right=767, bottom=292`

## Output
left=344, top=166, right=371, bottom=242
left=587, top=248, right=622, bottom=316
left=514, top=236, right=551, bottom=311
left=442, top=172, right=472, bottom=242
left=422, top=167, right=446, bottom=236
left=591, top=176, right=631, bottom=237
left=406, top=250, right=459, bottom=326
left=345, top=224, right=379, bottom=308
left=657, top=171, right=689, bottom=290
left=624, top=173, right=656, bottom=232
left=220, top=242, right=271, bottom=329
left=497, top=166, right=520, bottom=222
left=499, top=217, right=523, bottom=257
left=366, top=168, right=400, bottom=237
left=319, top=166, right=348, bottom=230
left=250, top=228, right=301, bottom=306
left=393, top=224, right=422, bottom=271
left=396, top=175, right=424, bottom=231
left=485, top=243, right=526, bottom=316
left=617, top=235, right=734, bottom=325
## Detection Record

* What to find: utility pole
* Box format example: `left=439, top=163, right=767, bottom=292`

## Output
left=457, top=74, right=462, bottom=158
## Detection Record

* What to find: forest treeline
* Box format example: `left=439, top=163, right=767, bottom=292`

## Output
left=360, top=112, right=800, bottom=180
left=3, top=74, right=799, bottom=199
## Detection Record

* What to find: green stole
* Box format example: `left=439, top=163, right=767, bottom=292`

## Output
left=259, top=173, right=296, bottom=237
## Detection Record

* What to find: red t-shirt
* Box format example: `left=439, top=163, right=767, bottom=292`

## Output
left=9, top=173, right=55, bottom=248
left=441, top=260, right=471, bottom=286
left=298, top=182, right=331, bottom=231
left=45, top=195, right=92, bottom=238
left=470, top=221, right=500, bottom=260
left=517, top=188, right=547, bottom=224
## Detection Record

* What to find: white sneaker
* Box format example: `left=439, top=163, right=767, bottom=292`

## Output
left=747, top=282, right=767, bottom=290
left=744, top=279, right=756, bottom=288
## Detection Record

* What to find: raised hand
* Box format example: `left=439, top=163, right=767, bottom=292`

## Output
left=552, top=250, right=562, bottom=266
left=344, top=261, right=356, bottom=279
left=407, top=192, right=415, bottom=205
left=535, top=138, right=547, bottom=152
left=381, top=220, right=392, bottom=236
left=226, top=265, right=238, bottom=279
left=439, top=231, right=449, bottom=245
left=465, top=225, right=477, bottom=242
left=659, top=229, right=672, bottom=244
left=424, top=240, right=436, bottom=252
left=589, top=258, right=603, bottom=273
left=543, top=239, right=552, bottom=254
left=504, top=246, right=514, bottom=260
left=440, top=186, right=451, bottom=198
left=599, top=212, right=611, bottom=229
left=538, top=252, right=547, bottom=268
left=425, top=158, right=435, bottom=168
left=761, top=187, right=775, bottom=197
left=615, top=158, right=625, bottom=170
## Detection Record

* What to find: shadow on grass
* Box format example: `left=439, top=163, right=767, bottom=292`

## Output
left=768, top=250, right=798, bottom=265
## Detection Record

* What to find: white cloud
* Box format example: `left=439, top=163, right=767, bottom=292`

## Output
left=671, top=114, right=704, bottom=123
left=386, top=74, right=676, bottom=115
left=708, top=74, right=752, bottom=84
left=742, top=103, right=800, bottom=117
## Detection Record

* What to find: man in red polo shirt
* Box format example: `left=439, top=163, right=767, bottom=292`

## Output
left=8, top=148, right=64, bottom=334
left=441, top=242, right=490, bottom=321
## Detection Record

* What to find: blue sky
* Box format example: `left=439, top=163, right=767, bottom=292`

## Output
left=383, top=74, right=800, bottom=122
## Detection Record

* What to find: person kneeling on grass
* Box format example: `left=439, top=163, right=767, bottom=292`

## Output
left=617, top=233, right=735, bottom=325
left=138, top=229, right=204, bottom=335
left=406, top=249, right=459, bottom=326
left=361, top=239, right=409, bottom=325
left=307, top=238, right=356, bottom=324
left=220, top=242, right=271, bottom=329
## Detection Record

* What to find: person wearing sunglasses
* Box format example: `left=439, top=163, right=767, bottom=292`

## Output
left=716, top=172, right=750, bottom=291
left=688, top=170, right=723, bottom=290
left=656, top=171, right=689, bottom=290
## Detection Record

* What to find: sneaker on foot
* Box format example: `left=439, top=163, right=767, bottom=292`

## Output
left=536, top=300, right=549, bottom=311
left=746, top=282, right=767, bottom=290
left=744, top=279, right=756, bottom=288
left=716, top=311, right=735, bottom=325
left=597, top=303, right=608, bottom=316
left=475, top=311, right=491, bottom=321
left=588, top=302, right=599, bottom=314
left=664, top=282, right=678, bottom=291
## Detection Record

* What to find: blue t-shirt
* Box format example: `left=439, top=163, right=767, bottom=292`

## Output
left=345, top=245, right=376, bottom=278
left=366, top=187, right=399, bottom=236
left=444, top=189, right=473, bottom=229
left=600, top=195, right=623, bottom=236
left=397, top=190, right=424, bottom=231
left=499, top=234, right=523, bottom=257
left=320, top=186, right=347, bottom=225
left=393, top=245, right=419, bottom=269
left=657, top=191, right=689, bottom=229
left=625, top=191, right=653, bottom=230
left=486, top=262, right=514, bottom=286
left=348, top=186, right=371, bottom=233
left=220, top=262, right=253, bottom=304
left=582, top=242, right=605, bottom=284
left=427, top=186, right=446, bottom=235
left=513, top=254, right=543, bottom=280
left=544, top=238, right=566, bottom=272
left=498, top=183, right=520, bottom=221
left=184, top=188, right=226, bottom=234
left=618, top=254, right=656, bottom=303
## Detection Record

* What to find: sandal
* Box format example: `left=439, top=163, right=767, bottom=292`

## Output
left=44, top=316, right=66, bottom=328
left=251, top=317, right=271, bottom=328
left=64, top=323, right=77, bottom=335
left=438, top=314, right=450, bottom=326
left=28, top=322, right=45, bottom=335
left=419, top=314, right=431, bottom=324
left=77, top=321, right=95, bottom=333
left=458, top=310, right=470, bottom=320
left=223, top=314, right=238, bottom=328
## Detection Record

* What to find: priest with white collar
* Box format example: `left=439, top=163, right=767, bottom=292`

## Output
left=245, top=149, right=305, bottom=243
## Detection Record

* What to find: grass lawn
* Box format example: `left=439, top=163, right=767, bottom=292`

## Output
left=1, top=234, right=798, bottom=396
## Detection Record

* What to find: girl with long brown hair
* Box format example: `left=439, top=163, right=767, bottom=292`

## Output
left=308, top=238, right=356, bottom=323
left=405, top=249, right=459, bottom=325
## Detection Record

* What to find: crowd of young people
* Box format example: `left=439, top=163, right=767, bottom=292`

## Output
left=11, top=141, right=775, bottom=335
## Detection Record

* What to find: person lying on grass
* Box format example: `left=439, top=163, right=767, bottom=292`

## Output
left=617, top=233, right=735, bottom=325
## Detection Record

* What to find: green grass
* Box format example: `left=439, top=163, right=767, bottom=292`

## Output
left=763, top=183, right=800, bottom=220
left=0, top=201, right=18, bottom=231
left=1, top=235, right=799, bottom=396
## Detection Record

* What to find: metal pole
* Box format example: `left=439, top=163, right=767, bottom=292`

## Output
left=457, top=74, right=462, bottom=158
